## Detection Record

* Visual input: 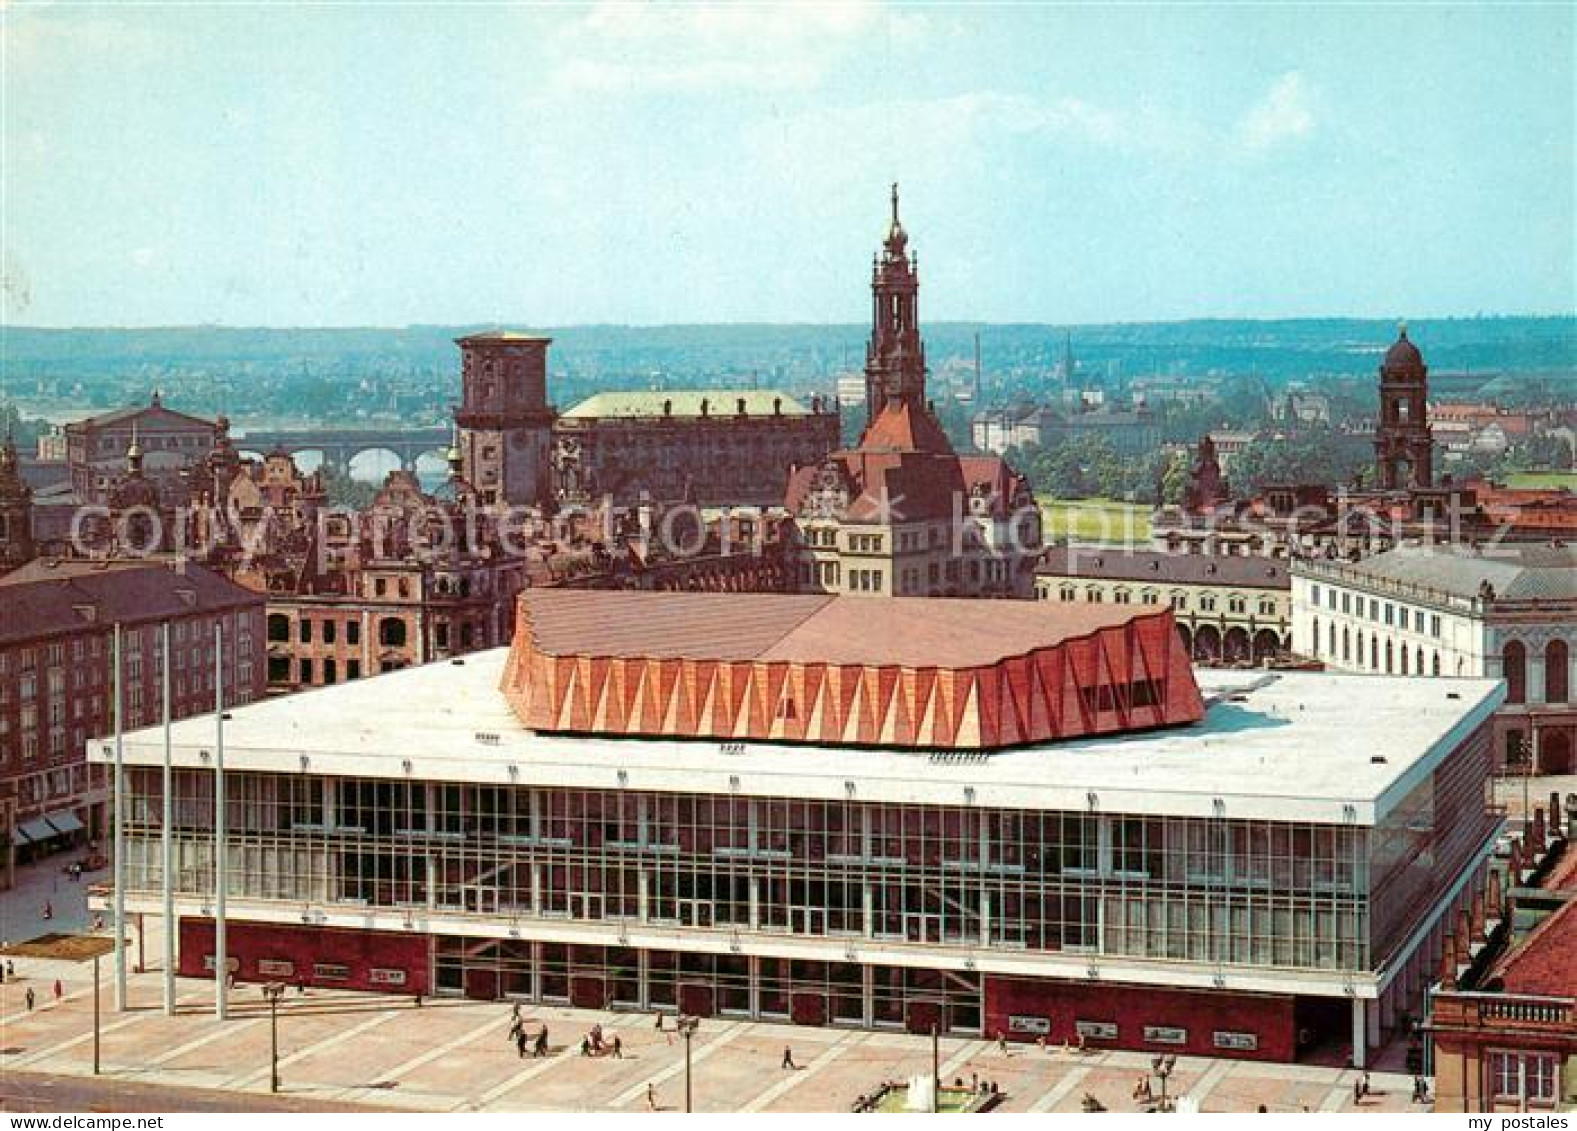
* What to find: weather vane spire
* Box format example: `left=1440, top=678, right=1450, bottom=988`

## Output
left=891, top=182, right=900, bottom=226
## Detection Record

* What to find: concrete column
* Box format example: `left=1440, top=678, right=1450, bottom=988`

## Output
left=1366, top=998, right=1381, bottom=1054
left=1351, top=998, right=1367, bottom=1069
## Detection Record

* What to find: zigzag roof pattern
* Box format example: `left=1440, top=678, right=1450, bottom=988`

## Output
left=501, top=591, right=1205, bottom=751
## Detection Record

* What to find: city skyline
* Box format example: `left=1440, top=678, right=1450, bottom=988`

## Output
left=2, top=2, right=1573, bottom=329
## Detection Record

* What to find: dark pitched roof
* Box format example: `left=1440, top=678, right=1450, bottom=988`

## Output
left=1037, top=546, right=1290, bottom=589
left=0, top=559, right=262, bottom=646
left=1336, top=543, right=1577, bottom=602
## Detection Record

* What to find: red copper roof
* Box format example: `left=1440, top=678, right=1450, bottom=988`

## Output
left=502, top=590, right=1205, bottom=750
left=1495, top=898, right=1577, bottom=998
left=856, top=400, right=955, bottom=454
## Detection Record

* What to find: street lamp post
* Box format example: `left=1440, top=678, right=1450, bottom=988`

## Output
left=931, top=1022, right=940, bottom=1114
left=678, top=1015, right=700, bottom=1113
left=262, top=982, right=285, bottom=1092
left=1153, top=1053, right=1177, bottom=1112
left=92, top=953, right=101, bottom=1075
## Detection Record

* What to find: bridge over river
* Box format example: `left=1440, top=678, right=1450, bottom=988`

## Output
left=234, top=426, right=452, bottom=476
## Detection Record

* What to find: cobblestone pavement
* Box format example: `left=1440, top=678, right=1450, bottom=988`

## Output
left=0, top=946, right=1430, bottom=1114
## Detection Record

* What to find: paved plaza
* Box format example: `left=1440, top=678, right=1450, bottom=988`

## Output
left=0, top=939, right=1427, bottom=1114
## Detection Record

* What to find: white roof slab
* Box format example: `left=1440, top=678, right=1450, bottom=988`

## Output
left=94, top=651, right=1503, bottom=825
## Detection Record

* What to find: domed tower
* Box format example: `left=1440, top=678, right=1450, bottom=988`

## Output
left=1374, top=323, right=1433, bottom=490
left=0, top=429, right=36, bottom=572
left=863, top=184, right=927, bottom=427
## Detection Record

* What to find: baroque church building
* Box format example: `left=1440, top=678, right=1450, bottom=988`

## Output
left=785, top=189, right=1042, bottom=597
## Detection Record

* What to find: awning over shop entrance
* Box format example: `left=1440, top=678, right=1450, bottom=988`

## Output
left=16, top=818, right=55, bottom=844
left=43, top=810, right=85, bottom=836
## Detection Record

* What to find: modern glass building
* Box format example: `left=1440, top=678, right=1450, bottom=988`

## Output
left=95, top=593, right=1504, bottom=1068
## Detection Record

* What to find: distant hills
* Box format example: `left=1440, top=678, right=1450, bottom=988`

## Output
left=4, top=316, right=1572, bottom=381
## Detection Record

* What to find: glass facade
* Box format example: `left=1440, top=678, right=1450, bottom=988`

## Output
left=123, top=768, right=1389, bottom=974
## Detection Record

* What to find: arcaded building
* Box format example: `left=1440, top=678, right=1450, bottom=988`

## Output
left=97, top=589, right=1502, bottom=1068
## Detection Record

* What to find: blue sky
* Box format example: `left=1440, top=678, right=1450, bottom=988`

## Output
left=3, top=2, right=1572, bottom=327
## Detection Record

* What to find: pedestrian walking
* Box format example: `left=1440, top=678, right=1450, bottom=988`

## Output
left=42, top=901, right=52, bottom=921
left=535, top=1030, right=548, bottom=1058
left=25, top=987, right=35, bottom=1010
left=5, top=960, right=13, bottom=980
left=996, top=1029, right=1007, bottom=1054
left=1361, top=1072, right=1371, bottom=1098
left=516, top=1029, right=528, bottom=1059
left=512, top=1001, right=522, bottom=1023
left=580, top=1036, right=592, bottom=1057
left=509, top=1016, right=524, bottom=1042
left=646, top=1082, right=658, bottom=1112
left=612, top=1034, right=623, bottom=1059
left=781, top=1046, right=796, bottom=1070
left=1353, top=1076, right=1363, bottom=1104
left=52, top=978, right=62, bottom=1002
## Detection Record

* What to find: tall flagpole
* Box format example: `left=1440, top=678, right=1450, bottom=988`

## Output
left=214, top=620, right=227, bottom=1020
left=161, top=621, right=175, bottom=1016
left=112, top=623, right=127, bottom=1011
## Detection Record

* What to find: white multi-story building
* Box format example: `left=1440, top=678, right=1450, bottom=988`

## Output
left=1292, top=543, right=1577, bottom=774
left=93, top=590, right=1505, bottom=1071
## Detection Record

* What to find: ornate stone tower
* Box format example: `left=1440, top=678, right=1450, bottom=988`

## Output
left=863, top=184, right=927, bottom=426
left=0, top=430, right=36, bottom=572
left=1374, top=323, right=1433, bottom=490
left=452, top=333, right=555, bottom=509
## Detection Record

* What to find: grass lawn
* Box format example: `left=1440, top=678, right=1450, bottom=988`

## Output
left=1503, top=470, right=1577, bottom=490
left=871, top=1087, right=983, bottom=1113
left=1038, top=495, right=1153, bottom=544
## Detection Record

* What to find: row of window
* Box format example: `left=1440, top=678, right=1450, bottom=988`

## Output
left=1043, top=583, right=1280, bottom=618
left=1309, top=618, right=1443, bottom=677
left=1, top=618, right=254, bottom=677
left=1309, top=584, right=1443, bottom=638
left=1501, top=639, right=1569, bottom=706
left=267, top=614, right=409, bottom=649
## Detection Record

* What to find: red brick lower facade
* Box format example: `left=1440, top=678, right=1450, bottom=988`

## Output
left=178, top=919, right=432, bottom=996
left=984, top=976, right=1298, bottom=1062
left=176, top=919, right=1342, bottom=1062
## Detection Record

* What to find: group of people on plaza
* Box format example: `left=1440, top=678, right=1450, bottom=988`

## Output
left=8, top=965, right=63, bottom=1013
left=506, top=1002, right=550, bottom=1058
left=580, top=1023, right=621, bottom=1058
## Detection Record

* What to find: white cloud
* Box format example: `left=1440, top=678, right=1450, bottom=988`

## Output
left=544, top=1, right=924, bottom=96
left=1236, top=71, right=1316, bottom=150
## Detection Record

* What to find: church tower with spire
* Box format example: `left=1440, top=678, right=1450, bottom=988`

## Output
left=863, top=184, right=928, bottom=427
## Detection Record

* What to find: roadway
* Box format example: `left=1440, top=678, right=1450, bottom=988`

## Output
left=0, top=1070, right=386, bottom=1113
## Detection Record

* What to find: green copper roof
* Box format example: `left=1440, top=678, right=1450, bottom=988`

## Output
left=560, top=390, right=812, bottom=420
